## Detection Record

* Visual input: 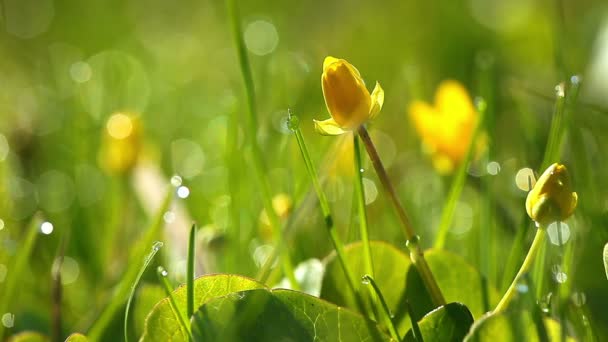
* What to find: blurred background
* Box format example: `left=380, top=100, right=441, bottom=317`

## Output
left=1, top=0, right=608, bottom=340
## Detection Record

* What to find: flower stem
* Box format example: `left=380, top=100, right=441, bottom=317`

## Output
left=362, top=275, right=401, bottom=341
left=494, top=227, right=546, bottom=314
left=288, top=113, right=361, bottom=305
left=353, top=135, right=375, bottom=280
left=357, top=126, right=446, bottom=307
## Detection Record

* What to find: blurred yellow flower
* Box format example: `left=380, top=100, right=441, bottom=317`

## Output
left=408, top=80, right=482, bottom=174
left=99, top=112, right=142, bottom=175
left=259, top=193, right=293, bottom=242
left=314, top=56, right=384, bottom=135
left=526, top=163, right=578, bottom=226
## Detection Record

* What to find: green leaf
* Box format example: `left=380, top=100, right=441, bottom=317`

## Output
left=406, top=249, right=500, bottom=322
left=191, top=288, right=393, bottom=341
left=464, top=311, right=574, bottom=341
left=603, top=242, right=608, bottom=280
left=403, top=302, right=474, bottom=342
left=321, top=241, right=413, bottom=335
left=6, top=332, right=48, bottom=342
left=140, top=274, right=266, bottom=341
left=64, top=333, right=89, bottom=342
left=134, top=284, right=166, bottom=338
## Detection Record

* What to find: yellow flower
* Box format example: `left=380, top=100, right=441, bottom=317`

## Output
left=526, top=163, right=578, bottom=226
left=408, top=80, right=482, bottom=174
left=259, top=193, right=293, bottom=242
left=314, top=56, right=384, bottom=135
left=99, top=112, right=142, bottom=175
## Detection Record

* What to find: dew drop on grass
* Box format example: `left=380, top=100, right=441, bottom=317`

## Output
left=157, top=266, right=169, bottom=278
left=40, top=221, right=54, bottom=235
left=152, top=241, right=164, bottom=252
left=516, top=283, right=529, bottom=293
left=170, top=175, right=183, bottom=187
left=554, top=272, right=568, bottom=284
left=361, top=276, right=370, bottom=285
left=177, top=186, right=190, bottom=199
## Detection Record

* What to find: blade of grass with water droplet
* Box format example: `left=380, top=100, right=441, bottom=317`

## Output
left=124, top=241, right=163, bottom=342
left=88, top=189, right=172, bottom=341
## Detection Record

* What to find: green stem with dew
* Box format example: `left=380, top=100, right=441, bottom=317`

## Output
left=157, top=267, right=192, bottom=340
left=353, top=135, right=374, bottom=280
left=357, top=126, right=446, bottom=307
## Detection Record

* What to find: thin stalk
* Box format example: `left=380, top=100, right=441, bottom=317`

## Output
left=494, top=227, right=546, bottom=314
left=357, top=126, right=446, bottom=307
left=288, top=112, right=363, bottom=311
left=406, top=300, right=423, bottom=342
left=124, top=241, right=163, bottom=342
left=226, top=0, right=298, bottom=289
left=0, top=213, right=42, bottom=339
left=187, top=223, right=196, bottom=319
left=434, top=98, right=487, bottom=249
left=353, top=135, right=374, bottom=279
left=362, top=275, right=401, bottom=341
left=88, top=190, right=172, bottom=341
left=157, top=267, right=192, bottom=340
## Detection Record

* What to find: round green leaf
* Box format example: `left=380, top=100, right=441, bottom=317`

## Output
left=464, top=311, right=574, bottom=341
left=403, top=302, right=474, bottom=342
left=191, top=288, right=393, bottom=341
left=321, top=241, right=413, bottom=335
left=64, top=333, right=89, bottom=342
left=405, top=249, right=500, bottom=322
left=140, top=274, right=266, bottom=341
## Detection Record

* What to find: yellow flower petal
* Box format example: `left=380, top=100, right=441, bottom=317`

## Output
left=525, top=163, right=578, bottom=225
left=321, top=57, right=371, bottom=129
left=368, top=82, right=384, bottom=120
left=435, top=80, right=475, bottom=122
left=313, top=118, right=348, bottom=136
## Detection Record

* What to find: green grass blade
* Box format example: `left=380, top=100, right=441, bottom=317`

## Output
left=88, top=189, right=173, bottom=341
left=0, top=213, right=43, bottom=339
left=157, top=266, right=192, bottom=340
left=124, top=241, right=163, bottom=342
left=187, top=223, right=196, bottom=319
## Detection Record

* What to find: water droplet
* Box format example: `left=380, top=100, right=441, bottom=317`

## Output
left=286, top=110, right=299, bottom=132
left=163, top=211, right=176, bottom=223
left=571, top=292, right=586, bottom=306
left=157, top=266, right=169, bottom=277
left=406, top=235, right=420, bottom=249
left=170, top=175, right=183, bottom=187
left=177, top=186, right=190, bottom=199
left=152, top=241, right=164, bottom=252
left=40, top=221, right=54, bottom=235
left=547, top=222, right=570, bottom=246
left=361, top=276, right=371, bottom=285
left=1, top=312, right=14, bottom=328
left=554, top=272, right=568, bottom=284
left=486, top=161, right=501, bottom=175
left=555, top=83, right=565, bottom=98
left=570, top=75, right=581, bottom=85
left=359, top=168, right=365, bottom=173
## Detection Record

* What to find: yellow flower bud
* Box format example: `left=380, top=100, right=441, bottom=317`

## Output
left=525, top=163, right=578, bottom=226
left=314, top=57, right=384, bottom=135
left=99, top=112, right=142, bottom=175
left=259, top=193, right=293, bottom=242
